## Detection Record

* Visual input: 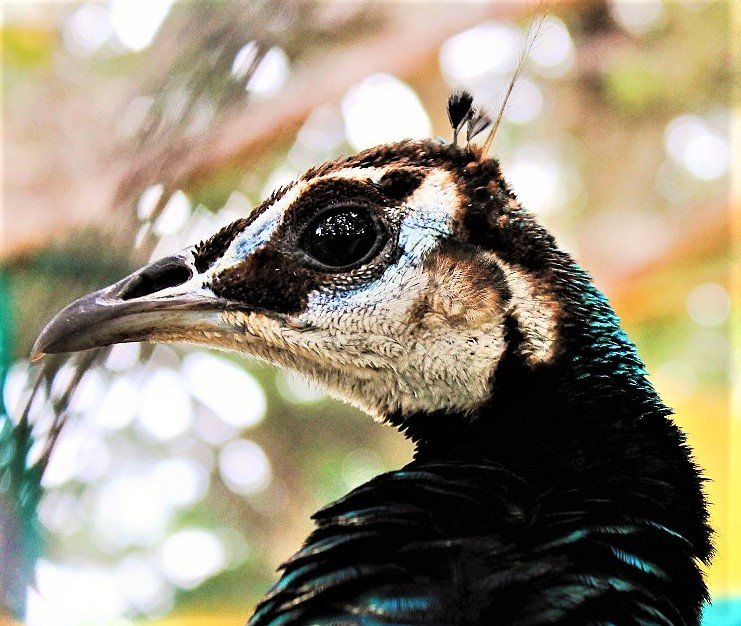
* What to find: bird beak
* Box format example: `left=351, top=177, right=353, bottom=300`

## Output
left=31, top=251, right=238, bottom=361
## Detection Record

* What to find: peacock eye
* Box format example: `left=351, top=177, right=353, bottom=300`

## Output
left=300, top=204, right=385, bottom=270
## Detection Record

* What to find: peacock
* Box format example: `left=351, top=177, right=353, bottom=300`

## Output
left=31, top=90, right=712, bottom=625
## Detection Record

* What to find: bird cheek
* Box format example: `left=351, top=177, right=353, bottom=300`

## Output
left=409, top=254, right=506, bottom=331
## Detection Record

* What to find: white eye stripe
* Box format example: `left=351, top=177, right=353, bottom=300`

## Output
left=206, top=181, right=309, bottom=276
left=317, top=166, right=389, bottom=183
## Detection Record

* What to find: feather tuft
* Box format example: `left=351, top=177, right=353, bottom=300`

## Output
left=466, top=107, right=493, bottom=142
left=447, top=89, right=474, bottom=144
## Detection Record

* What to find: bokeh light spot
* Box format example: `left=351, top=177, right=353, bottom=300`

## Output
left=138, top=367, right=193, bottom=441
left=503, top=79, right=543, bottom=124
left=137, top=184, right=165, bottom=221
left=105, top=343, right=141, bottom=372
left=246, top=47, right=290, bottom=98
left=153, top=190, right=191, bottom=236
left=276, top=370, right=326, bottom=404
left=609, top=0, right=664, bottom=36
left=151, top=457, right=210, bottom=508
left=342, top=74, right=431, bottom=150
left=158, top=529, right=227, bottom=589
left=504, top=145, right=565, bottom=215
left=3, top=361, right=31, bottom=421
left=440, top=22, right=518, bottom=83
left=38, top=491, right=84, bottom=537
left=46, top=422, right=112, bottom=485
left=116, top=553, right=174, bottom=616
left=686, top=283, right=730, bottom=327
left=664, top=114, right=730, bottom=180
left=63, top=3, right=112, bottom=57
left=32, top=560, right=127, bottom=623
left=93, top=469, right=172, bottom=549
left=91, top=374, right=138, bottom=431
left=219, top=438, right=271, bottom=495
left=231, top=41, right=260, bottom=79
left=261, top=168, right=300, bottom=200
left=528, top=16, right=574, bottom=77
left=110, top=0, right=173, bottom=52
left=183, top=351, right=266, bottom=428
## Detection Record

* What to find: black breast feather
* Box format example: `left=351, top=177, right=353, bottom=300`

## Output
left=249, top=456, right=701, bottom=626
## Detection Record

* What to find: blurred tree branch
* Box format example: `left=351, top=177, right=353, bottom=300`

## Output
left=3, top=3, right=516, bottom=258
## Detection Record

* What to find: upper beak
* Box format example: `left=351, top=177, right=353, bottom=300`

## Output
left=31, top=251, right=235, bottom=361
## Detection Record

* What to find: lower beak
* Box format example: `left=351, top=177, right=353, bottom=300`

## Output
left=31, top=252, right=236, bottom=361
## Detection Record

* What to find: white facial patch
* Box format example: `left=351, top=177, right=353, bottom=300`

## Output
left=487, top=252, right=558, bottom=364
left=264, top=168, right=512, bottom=417
left=218, top=305, right=507, bottom=420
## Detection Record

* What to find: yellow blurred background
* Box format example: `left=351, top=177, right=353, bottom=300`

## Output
left=1, top=1, right=737, bottom=624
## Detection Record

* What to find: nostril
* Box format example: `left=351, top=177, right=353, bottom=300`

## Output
left=118, top=259, right=193, bottom=301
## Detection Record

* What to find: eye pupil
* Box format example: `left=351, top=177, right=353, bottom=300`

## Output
left=302, top=207, right=380, bottom=269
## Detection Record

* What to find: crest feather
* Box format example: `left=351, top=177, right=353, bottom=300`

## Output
left=447, top=89, right=474, bottom=144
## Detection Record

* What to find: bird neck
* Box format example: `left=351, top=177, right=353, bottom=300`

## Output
left=392, top=275, right=665, bottom=461
left=385, top=275, right=711, bottom=562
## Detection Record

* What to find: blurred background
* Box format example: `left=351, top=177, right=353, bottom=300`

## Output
left=0, top=1, right=737, bottom=625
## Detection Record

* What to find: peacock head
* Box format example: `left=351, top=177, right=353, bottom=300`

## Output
left=34, top=95, right=569, bottom=421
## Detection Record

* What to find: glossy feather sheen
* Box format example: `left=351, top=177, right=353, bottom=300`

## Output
left=251, top=452, right=703, bottom=625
